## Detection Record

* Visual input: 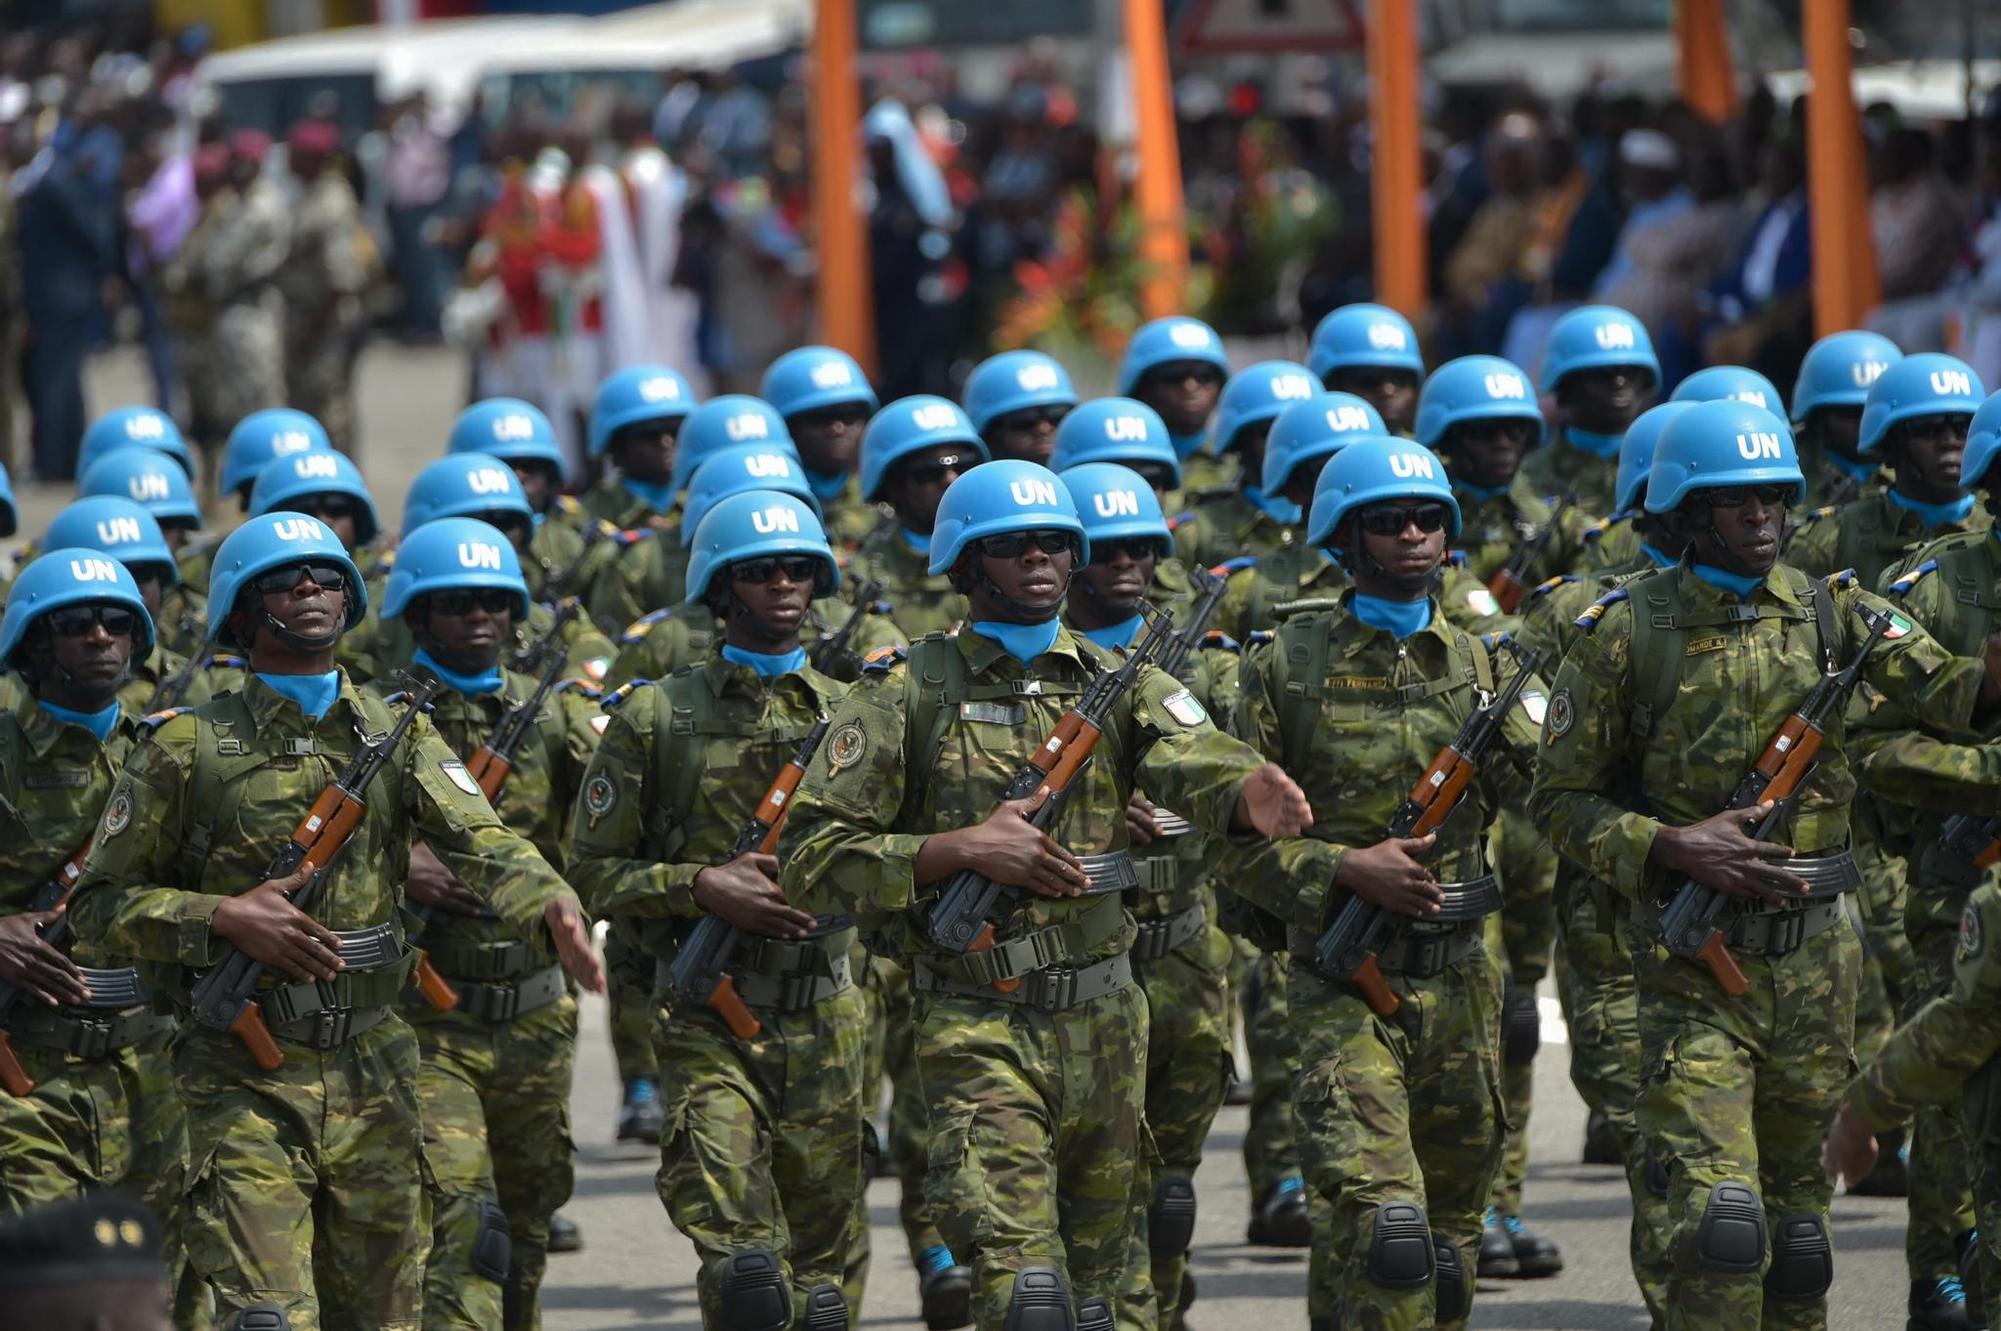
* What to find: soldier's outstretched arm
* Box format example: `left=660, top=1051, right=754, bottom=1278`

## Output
left=1844, top=989, right=2001, bottom=1136
left=776, top=669, right=916, bottom=921
left=1857, top=730, right=2001, bottom=817
left=565, top=697, right=705, bottom=919
left=1130, top=661, right=1285, bottom=842
left=69, top=722, right=218, bottom=967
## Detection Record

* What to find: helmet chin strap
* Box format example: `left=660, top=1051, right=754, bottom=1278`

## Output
left=977, top=566, right=1073, bottom=621
left=246, top=593, right=343, bottom=654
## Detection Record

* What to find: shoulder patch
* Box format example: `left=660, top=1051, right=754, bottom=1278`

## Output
left=1582, top=516, right=1614, bottom=544
left=142, top=706, right=193, bottom=731
left=1546, top=688, right=1576, bottom=737
left=99, top=787, right=134, bottom=838
left=209, top=653, right=247, bottom=670
left=1888, top=560, right=1939, bottom=597
left=826, top=720, right=868, bottom=773
left=440, top=759, right=483, bottom=797
left=860, top=644, right=908, bottom=675
left=1199, top=630, right=1241, bottom=653
left=1463, top=586, right=1502, bottom=617
left=582, top=770, right=617, bottom=818
left=1160, top=688, right=1208, bottom=726
left=1962, top=900, right=1985, bottom=962
left=620, top=608, right=675, bottom=644
left=1573, top=587, right=1630, bottom=632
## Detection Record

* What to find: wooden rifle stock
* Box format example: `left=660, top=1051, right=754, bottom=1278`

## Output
left=228, top=999, right=287, bottom=1071
left=1348, top=953, right=1399, bottom=1018
left=1693, top=931, right=1751, bottom=997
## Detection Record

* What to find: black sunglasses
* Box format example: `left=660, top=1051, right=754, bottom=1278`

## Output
left=897, top=453, right=978, bottom=486
left=1357, top=504, right=1451, bottom=536
left=1145, top=363, right=1226, bottom=388
left=469, top=510, right=530, bottom=536
left=979, top=530, right=1074, bottom=559
left=252, top=563, right=350, bottom=595
left=732, top=555, right=823, bottom=585
left=792, top=403, right=872, bottom=430
left=425, top=588, right=516, bottom=616
left=994, top=406, right=1069, bottom=432
left=1704, top=485, right=1795, bottom=509
left=1128, top=463, right=1176, bottom=491
left=294, top=495, right=359, bottom=522
left=1900, top=414, right=1973, bottom=441
left=1090, top=536, right=1164, bottom=565
left=44, top=605, right=139, bottom=638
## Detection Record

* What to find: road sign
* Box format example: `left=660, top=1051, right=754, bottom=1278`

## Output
left=1175, top=0, right=1365, bottom=55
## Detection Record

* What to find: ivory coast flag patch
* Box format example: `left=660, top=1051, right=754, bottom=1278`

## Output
left=1883, top=612, right=1912, bottom=639
left=1162, top=689, right=1207, bottom=727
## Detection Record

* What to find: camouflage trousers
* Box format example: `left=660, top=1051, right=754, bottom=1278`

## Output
left=917, top=981, right=1150, bottom=1331
left=1554, top=877, right=1671, bottom=1324
left=1490, top=806, right=1556, bottom=1218
left=1904, top=922, right=1978, bottom=1284
left=410, top=995, right=578, bottom=1331
left=1635, top=911, right=1859, bottom=1331
left=1851, top=833, right=1913, bottom=1068
left=179, top=1015, right=430, bottom=1331
left=656, top=984, right=871, bottom=1328
left=0, top=1030, right=206, bottom=1328
left=865, top=954, right=946, bottom=1267
left=604, top=935, right=658, bottom=1086
left=1290, top=941, right=1505, bottom=1331
left=1957, top=1053, right=2001, bottom=1326
left=1241, top=948, right=1300, bottom=1200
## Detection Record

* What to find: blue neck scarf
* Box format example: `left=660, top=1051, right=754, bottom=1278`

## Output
left=621, top=476, right=677, bottom=514
left=1566, top=427, right=1625, bottom=460
left=1170, top=429, right=1207, bottom=462
left=1351, top=593, right=1432, bottom=638
left=971, top=618, right=1062, bottom=664
left=530, top=510, right=546, bottom=530
left=1887, top=488, right=1976, bottom=529
left=1077, top=613, right=1144, bottom=653
left=1244, top=485, right=1303, bottom=527
left=1642, top=541, right=1678, bottom=568
left=414, top=647, right=504, bottom=697
left=721, top=643, right=808, bottom=677
left=899, top=527, right=932, bottom=557
left=1454, top=478, right=1511, bottom=502
left=257, top=670, right=340, bottom=721
left=1826, top=450, right=1877, bottom=482
left=1692, top=564, right=1764, bottom=601
left=39, top=698, right=120, bottom=743
left=805, top=467, right=850, bottom=503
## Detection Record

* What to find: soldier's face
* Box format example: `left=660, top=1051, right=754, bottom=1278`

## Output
left=250, top=564, right=348, bottom=650
left=29, top=601, right=137, bottom=705
left=613, top=420, right=678, bottom=484
left=416, top=590, right=513, bottom=673
left=1814, top=406, right=1864, bottom=461
left=290, top=493, right=362, bottom=551
left=884, top=446, right=978, bottom=533
left=1560, top=366, right=1652, bottom=434
left=1693, top=488, right=1788, bottom=575
left=1137, top=362, right=1225, bottom=437
left=160, top=521, right=193, bottom=553
left=1446, top=419, right=1534, bottom=490
left=510, top=462, right=559, bottom=512
left=728, top=556, right=816, bottom=642
left=1229, top=417, right=1274, bottom=480
left=986, top=405, right=1069, bottom=466
left=1326, top=367, right=1420, bottom=436
left=790, top=403, right=871, bottom=477
left=1891, top=414, right=1972, bottom=499
left=130, top=569, right=165, bottom=619
left=1077, top=537, right=1158, bottom=616
left=1350, top=502, right=1448, bottom=596
left=972, top=530, right=1076, bottom=622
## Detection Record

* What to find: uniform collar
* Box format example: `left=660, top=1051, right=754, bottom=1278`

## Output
left=1222, top=490, right=1293, bottom=545
left=1331, top=594, right=1455, bottom=659
left=956, top=620, right=1099, bottom=679
left=1673, top=557, right=1805, bottom=610
left=701, top=649, right=831, bottom=703
left=240, top=667, right=370, bottom=730
left=9, top=688, right=137, bottom=759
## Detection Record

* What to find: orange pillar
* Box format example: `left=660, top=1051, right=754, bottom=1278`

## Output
left=1675, top=0, right=1741, bottom=123
left=1367, top=0, right=1427, bottom=319
left=810, top=0, right=875, bottom=374
left=1803, top=0, right=1881, bottom=335
left=1126, top=0, right=1189, bottom=319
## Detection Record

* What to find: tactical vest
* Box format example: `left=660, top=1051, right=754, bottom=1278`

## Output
left=1263, top=600, right=1494, bottom=758
left=898, top=633, right=1090, bottom=781
left=1891, top=539, right=2001, bottom=656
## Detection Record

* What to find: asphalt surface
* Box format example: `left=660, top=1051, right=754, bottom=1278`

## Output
left=39, top=347, right=1915, bottom=1331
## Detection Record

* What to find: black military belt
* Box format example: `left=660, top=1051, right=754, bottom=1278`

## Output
left=1374, top=927, right=1484, bottom=977
left=426, top=938, right=538, bottom=983
left=1131, top=903, right=1208, bottom=963
left=6, top=995, right=171, bottom=1060
left=730, top=952, right=855, bottom=1012
left=449, top=963, right=567, bottom=1023
left=1077, top=851, right=1141, bottom=896
left=730, top=923, right=858, bottom=976
left=934, top=893, right=1126, bottom=987
left=263, top=926, right=417, bottom=1049
left=1721, top=897, right=1847, bottom=956
left=912, top=950, right=1134, bottom=1011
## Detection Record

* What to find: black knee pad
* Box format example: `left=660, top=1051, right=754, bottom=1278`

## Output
left=1644, top=1149, right=1669, bottom=1199
left=802, top=1283, right=850, bottom=1331
left=1433, top=1237, right=1469, bottom=1321
left=1694, top=1182, right=1767, bottom=1274
left=1074, top=1295, right=1113, bottom=1331
left=470, top=1197, right=512, bottom=1284
left=1001, top=1266, right=1073, bottom=1331
left=1764, top=1213, right=1832, bottom=1301
left=719, top=1246, right=792, bottom=1331
left=226, top=1307, right=287, bottom=1331
left=1149, top=1177, right=1198, bottom=1258
left=1502, top=984, right=1540, bottom=1065
left=1366, top=1202, right=1435, bottom=1289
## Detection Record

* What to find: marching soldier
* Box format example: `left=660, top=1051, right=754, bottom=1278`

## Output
left=1172, top=360, right=1318, bottom=566
left=845, top=397, right=990, bottom=639
left=1524, top=305, right=1660, bottom=515
left=581, top=365, right=698, bottom=529
left=76, top=406, right=197, bottom=489
left=80, top=446, right=206, bottom=565
left=1307, top=303, right=1425, bottom=438
left=1791, top=331, right=1901, bottom=511
left=177, top=410, right=337, bottom=595
left=760, top=346, right=884, bottom=550
left=1117, top=316, right=1231, bottom=498
left=962, top=351, right=1078, bottom=468
left=1048, top=399, right=1184, bottom=509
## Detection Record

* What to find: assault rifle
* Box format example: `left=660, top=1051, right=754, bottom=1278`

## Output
left=1489, top=492, right=1576, bottom=614
left=810, top=578, right=884, bottom=674
left=0, top=839, right=93, bottom=1094
left=541, top=520, right=618, bottom=604
left=1156, top=557, right=1254, bottom=682
left=1926, top=812, right=2001, bottom=887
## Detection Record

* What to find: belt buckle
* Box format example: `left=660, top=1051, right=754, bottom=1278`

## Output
left=68, top=1017, right=113, bottom=1060
left=778, top=973, right=814, bottom=1012
left=485, top=982, right=520, bottom=1023
left=315, top=1006, right=354, bottom=1049
left=1407, top=935, right=1447, bottom=977
left=1033, top=967, right=1073, bottom=1011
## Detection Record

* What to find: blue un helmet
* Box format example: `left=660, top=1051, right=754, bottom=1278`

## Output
left=0, top=460, right=13, bottom=538
left=382, top=518, right=530, bottom=621
left=1671, top=365, right=1786, bottom=416
left=760, top=346, right=879, bottom=419
left=684, top=490, right=839, bottom=605
left=1048, top=398, right=1181, bottom=488
left=449, top=398, right=566, bottom=475
left=1537, top=304, right=1660, bottom=396
left=220, top=409, right=332, bottom=498
left=1858, top=352, right=1986, bottom=455
left=670, top=396, right=795, bottom=495
left=78, top=406, right=194, bottom=480
left=1210, top=360, right=1319, bottom=456
left=250, top=451, right=381, bottom=546
left=206, top=511, right=368, bottom=648
left=962, top=351, right=1079, bottom=433
left=681, top=445, right=822, bottom=546
left=44, top=497, right=179, bottom=587
left=1791, top=330, right=1905, bottom=425
left=588, top=365, right=697, bottom=459
left=1307, top=303, right=1425, bottom=382
left=1962, top=391, right=2001, bottom=491
left=929, top=460, right=1088, bottom=576
left=1645, top=400, right=1804, bottom=513
left=1413, top=355, right=1545, bottom=450
left=1307, top=439, right=1461, bottom=549
left=1062, top=462, right=1173, bottom=556
left=1118, top=316, right=1230, bottom=396
left=859, top=395, right=988, bottom=501
left=1614, top=401, right=1698, bottom=515
left=78, top=450, right=201, bottom=531
left=1262, top=393, right=1388, bottom=496
left=402, top=452, right=532, bottom=539
left=0, top=548, right=154, bottom=668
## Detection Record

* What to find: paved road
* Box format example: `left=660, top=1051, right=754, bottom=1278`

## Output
left=48, top=347, right=1915, bottom=1331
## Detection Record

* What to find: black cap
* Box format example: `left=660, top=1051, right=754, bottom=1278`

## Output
left=0, top=1192, right=165, bottom=1288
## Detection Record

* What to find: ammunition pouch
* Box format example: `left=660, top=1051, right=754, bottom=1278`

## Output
left=5, top=967, right=171, bottom=1059
left=1131, top=904, right=1208, bottom=964
left=259, top=926, right=417, bottom=1049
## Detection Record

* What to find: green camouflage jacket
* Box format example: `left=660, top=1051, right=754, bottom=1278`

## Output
left=842, top=523, right=967, bottom=639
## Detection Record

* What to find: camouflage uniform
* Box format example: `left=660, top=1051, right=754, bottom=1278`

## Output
left=1784, top=490, right=1991, bottom=590
left=339, top=593, right=614, bottom=695
left=575, top=477, right=671, bottom=532
left=1531, top=561, right=1983, bottom=1330
left=1170, top=490, right=1294, bottom=574
left=277, top=171, right=369, bottom=455
left=585, top=524, right=691, bottom=640
left=604, top=597, right=904, bottom=691
left=69, top=673, right=584, bottom=1330
left=1799, top=453, right=1888, bottom=514
left=393, top=669, right=600, bottom=1331
left=568, top=653, right=870, bottom=1327
left=524, top=504, right=623, bottom=615
left=162, top=180, right=290, bottom=452
left=1232, top=597, right=1541, bottom=1331
left=844, top=525, right=969, bottom=638
left=1519, top=432, right=1621, bottom=517
left=1450, top=474, right=1592, bottom=587
left=1580, top=513, right=1643, bottom=574
left=780, top=627, right=1270, bottom=1330
left=819, top=475, right=886, bottom=552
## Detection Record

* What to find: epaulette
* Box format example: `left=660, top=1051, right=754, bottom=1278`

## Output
left=1478, top=629, right=1516, bottom=653
left=1446, top=550, right=1468, bottom=568
left=1272, top=597, right=1342, bottom=622
left=612, top=526, right=658, bottom=548
left=600, top=680, right=649, bottom=710
left=1246, top=629, right=1275, bottom=646
left=1887, top=560, right=1938, bottom=597
left=620, top=608, right=675, bottom=645
left=1209, top=554, right=1257, bottom=576
left=554, top=677, right=601, bottom=700
left=142, top=706, right=192, bottom=731
left=1199, top=630, right=1241, bottom=652
left=1796, top=505, right=1838, bottom=530
left=1573, top=586, right=1629, bottom=631
left=208, top=653, right=247, bottom=670
left=555, top=494, right=585, bottom=518
left=1827, top=568, right=1861, bottom=591
left=1168, top=511, right=1195, bottom=531
left=1530, top=574, right=1578, bottom=600
left=1581, top=514, right=1623, bottom=544
left=860, top=644, right=908, bottom=675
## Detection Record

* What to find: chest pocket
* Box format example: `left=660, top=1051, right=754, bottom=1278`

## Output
left=644, top=688, right=817, bottom=862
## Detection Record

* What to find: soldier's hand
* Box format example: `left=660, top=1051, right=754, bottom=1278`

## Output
left=543, top=897, right=604, bottom=993
left=406, top=840, right=486, bottom=915
left=692, top=854, right=817, bottom=938
left=1651, top=804, right=1806, bottom=905
left=960, top=799, right=1091, bottom=898
left=1822, top=1102, right=1880, bottom=1187
left=1127, top=794, right=1161, bottom=846
left=0, top=908, right=91, bottom=1006
left=211, top=864, right=345, bottom=982
left=1336, top=833, right=1445, bottom=917
left=1235, top=763, right=1313, bottom=839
